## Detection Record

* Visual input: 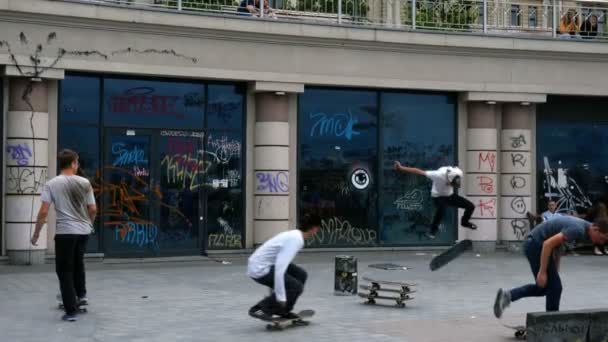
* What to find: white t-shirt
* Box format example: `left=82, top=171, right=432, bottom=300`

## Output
left=40, top=175, right=96, bottom=235
left=425, top=167, right=454, bottom=197
left=247, top=229, right=304, bottom=302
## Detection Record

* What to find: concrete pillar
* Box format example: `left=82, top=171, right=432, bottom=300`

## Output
left=253, top=92, right=290, bottom=244
left=464, top=102, right=499, bottom=253
left=5, top=78, right=49, bottom=264
left=500, top=104, right=533, bottom=252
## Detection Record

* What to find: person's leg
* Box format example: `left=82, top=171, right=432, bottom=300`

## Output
left=251, top=267, right=279, bottom=316
left=445, top=194, right=477, bottom=229
left=495, top=239, right=546, bottom=317
left=284, top=264, right=307, bottom=312
left=286, top=264, right=307, bottom=286
left=55, top=235, right=78, bottom=317
left=544, top=257, right=563, bottom=312
left=73, top=235, right=89, bottom=301
left=430, top=197, right=447, bottom=236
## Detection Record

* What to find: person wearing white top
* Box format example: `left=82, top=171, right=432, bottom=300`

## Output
left=394, top=162, right=477, bottom=239
left=247, top=213, right=321, bottom=320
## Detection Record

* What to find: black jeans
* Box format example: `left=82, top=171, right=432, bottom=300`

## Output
left=55, top=234, right=89, bottom=315
left=252, top=264, right=307, bottom=315
left=510, top=237, right=562, bottom=311
left=431, top=194, right=475, bottom=235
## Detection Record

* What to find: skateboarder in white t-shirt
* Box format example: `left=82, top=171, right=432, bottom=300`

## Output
left=394, top=162, right=476, bottom=239
left=247, top=213, right=321, bottom=320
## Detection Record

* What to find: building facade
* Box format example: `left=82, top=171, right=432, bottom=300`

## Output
left=1, top=0, right=608, bottom=262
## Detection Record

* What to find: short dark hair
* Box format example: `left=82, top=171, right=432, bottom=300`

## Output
left=58, top=149, right=79, bottom=170
left=594, top=218, right=608, bottom=234
left=299, top=213, right=322, bottom=232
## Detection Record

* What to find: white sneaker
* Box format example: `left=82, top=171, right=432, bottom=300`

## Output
left=493, top=288, right=511, bottom=318
left=595, top=246, right=603, bottom=256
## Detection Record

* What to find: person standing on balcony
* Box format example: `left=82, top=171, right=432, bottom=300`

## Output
left=393, top=162, right=477, bottom=239
left=237, top=0, right=276, bottom=18
left=30, top=149, right=97, bottom=322
left=559, top=9, right=580, bottom=38
left=580, top=14, right=599, bottom=39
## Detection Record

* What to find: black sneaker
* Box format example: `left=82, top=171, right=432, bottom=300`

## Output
left=461, top=222, right=477, bottom=230
left=248, top=307, right=273, bottom=321
left=280, top=312, right=300, bottom=320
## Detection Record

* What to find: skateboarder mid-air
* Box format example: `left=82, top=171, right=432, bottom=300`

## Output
left=247, top=213, right=321, bottom=320
left=494, top=215, right=608, bottom=317
left=393, top=162, right=477, bottom=239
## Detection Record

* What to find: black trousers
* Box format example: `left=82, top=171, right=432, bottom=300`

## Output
left=431, top=194, right=475, bottom=235
left=55, top=234, right=89, bottom=315
left=253, top=264, right=307, bottom=315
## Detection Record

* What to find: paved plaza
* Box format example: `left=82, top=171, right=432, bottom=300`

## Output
left=1, top=250, right=607, bottom=342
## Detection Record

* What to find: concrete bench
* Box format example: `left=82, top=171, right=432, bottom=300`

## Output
left=526, top=309, right=608, bottom=342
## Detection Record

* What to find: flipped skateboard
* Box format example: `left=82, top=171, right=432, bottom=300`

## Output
left=359, top=277, right=416, bottom=307
left=429, top=239, right=472, bottom=271
left=57, top=294, right=88, bottom=313
left=252, top=309, right=315, bottom=331
left=502, top=323, right=527, bottom=340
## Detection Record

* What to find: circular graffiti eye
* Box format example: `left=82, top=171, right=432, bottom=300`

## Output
left=351, top=168, right=370, bottom=190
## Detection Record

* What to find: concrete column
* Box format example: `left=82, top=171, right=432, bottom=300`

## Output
left=464, top=102, right=499, bottom=253
left=500, top=104, right=533, bottom=251
left=253, top=92, right=290, bottom=244
left=5, top=78, right=49, bottom=264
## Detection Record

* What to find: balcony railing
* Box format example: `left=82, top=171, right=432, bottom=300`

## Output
left=62, top=0, right=608, bottom=41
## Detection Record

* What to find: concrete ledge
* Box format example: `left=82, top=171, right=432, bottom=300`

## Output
left=526, top=308, right=608, bottom=342
left=7, top=250, right=46, bottom=265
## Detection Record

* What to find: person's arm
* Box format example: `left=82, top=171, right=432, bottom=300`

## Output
left=537, top=233, right=565, bottom=287
left=393, top=161, right=426, bottom=176
left=273, top=240, right=301, bottom=305
left=31, top=202, right=51, bottom=246
left=86, top=183, right=97, bottom=224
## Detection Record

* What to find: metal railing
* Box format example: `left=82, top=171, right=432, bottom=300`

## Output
left=66, top=0, right=608, bottom=41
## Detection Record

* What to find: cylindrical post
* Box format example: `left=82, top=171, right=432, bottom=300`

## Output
left=412, top=0, right=417, bottom=29
left=177, top=0, right=182, bottom=10
left=483, top=0, right=488, bottom=33
left=552, top=0, right=557, bottom=38
left=338, top=0, right=342, bottom=24
left=260, top=0, right=264, bottom=18
left=334, top=255, right=358, bottom=295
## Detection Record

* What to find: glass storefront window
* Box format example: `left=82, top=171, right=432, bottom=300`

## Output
left=207, top=84, right=245, bottom=130
left=299, top=88, right=379, bottom=247
left=298, top=88, right=457, bottom=247
left=59, top=74, right=246, bottom=257
left=379, top=92, right=457, bottom=245
left=60, top=75, right=100, bottom=125
left=104, top=78, right=205, bottom=129
left=537, top=97, right=608, bottom=214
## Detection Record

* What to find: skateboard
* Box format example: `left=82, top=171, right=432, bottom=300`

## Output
left=429, top=239, right=472, bottom=271
left=359, top=277, right=416, bottom=307
left=261, top=309, right=315, bottom=331
left=57, top=294, right=88, bottom=313
left=502, top=323, right=527, bottom=340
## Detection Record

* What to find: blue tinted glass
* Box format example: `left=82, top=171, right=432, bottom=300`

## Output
left=379, top=92, right=457, bottom=246
left=299, top=88, right=379, bottom=247
left=60, top=75, right=100, bottom=125
left=57, top=124, right=101, bottom=252
left=104, top=78, right=204, bottom=129
left=537, top=119, right=596, bottom=212
left=207, top=84, right=245, bottom=130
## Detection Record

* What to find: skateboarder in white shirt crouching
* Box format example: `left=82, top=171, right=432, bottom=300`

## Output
left=394, top=162, right=477, bottom=239
left=247, top=213, right=321, bottom=320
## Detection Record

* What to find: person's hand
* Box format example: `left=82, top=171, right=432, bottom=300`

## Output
left=31, top=231, right=40, bottom=246
left=536, top=271, right=548, bottom=288
left=393, top=161, right=402, bottom=171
